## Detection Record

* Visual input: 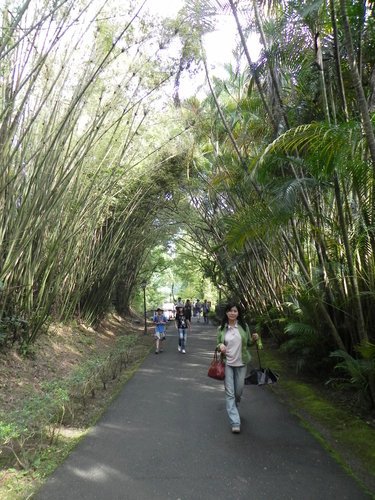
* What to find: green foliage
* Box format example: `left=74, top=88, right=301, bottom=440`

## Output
left=0, top=382, right=70, bottom=469
left=1, top=0, right=375, bottom=427
left=0, top=334, right=139, bottom=469
left=356, top=341, right=375, bottom=360
left=281, top=321, right=326, bottom=373
left=328, top=345, right=375, bottom=409
left=0, top=421, right=20, bottom=446
left=0, top=0, right=191, bottom=340
left=0, top=316, right=29, bottom=350
left=258, top=346, right=375, bottom=485
left=135, top=230, right=219, bottom=312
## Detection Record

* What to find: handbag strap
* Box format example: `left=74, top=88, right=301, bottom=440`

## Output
left=214, top=348, right=224, bottom=362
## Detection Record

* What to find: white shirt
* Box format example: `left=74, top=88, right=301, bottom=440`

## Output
left=224, top=323, right=243, bottom=366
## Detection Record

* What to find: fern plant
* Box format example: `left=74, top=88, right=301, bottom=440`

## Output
left=328, top=344, right=375, bottom=409
left=281, top=321, right=325, bottom=373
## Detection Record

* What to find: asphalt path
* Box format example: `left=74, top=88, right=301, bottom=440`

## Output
left=35, top=321, right=370, bottom=500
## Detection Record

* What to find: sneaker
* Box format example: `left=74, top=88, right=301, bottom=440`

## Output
left=232, top=426, right=240, bottom=434
left=155, top=350, right=159, bottom=354
left=182, top=349, right=186, bottom=354
left=178, top=346, right=181, bottom=352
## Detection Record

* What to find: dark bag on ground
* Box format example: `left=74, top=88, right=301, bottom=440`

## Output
left=208, top=350, right=225, bottom=380
left=245, top=344, right=279, bottom=386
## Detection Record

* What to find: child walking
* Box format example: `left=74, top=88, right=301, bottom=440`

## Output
left=153, top=308, right=167, bottom=354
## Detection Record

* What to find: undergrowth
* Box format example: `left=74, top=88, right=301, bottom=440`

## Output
left=0, top=330, right=153, bottom=499
left=259, top=345, right=375, bottom=496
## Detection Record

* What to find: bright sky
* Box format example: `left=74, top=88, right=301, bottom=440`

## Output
left=145, top=0, right=184, bottom=17
left=144, top=0, right=261, bottom=98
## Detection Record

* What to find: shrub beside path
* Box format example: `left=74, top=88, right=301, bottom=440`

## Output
left=35, top=323, right=370, bottom=499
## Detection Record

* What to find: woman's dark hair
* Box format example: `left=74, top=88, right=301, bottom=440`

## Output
left=220, top=302, right=247, bottom=330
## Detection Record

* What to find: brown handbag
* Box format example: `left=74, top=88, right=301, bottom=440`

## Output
left=207, top=349, right=225, bottom=380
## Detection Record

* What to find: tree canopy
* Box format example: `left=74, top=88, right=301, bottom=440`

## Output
left=1, top=0, right=375, bottom=406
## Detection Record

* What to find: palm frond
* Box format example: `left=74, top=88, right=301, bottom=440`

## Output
left=257, top=121, right=363, bottom=178
left=223, top=199, right=290, bottom=249
left=284, top=321, right=318, bottom=336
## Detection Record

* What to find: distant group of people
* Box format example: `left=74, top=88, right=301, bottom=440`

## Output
left=192, top=298, right=211, bottom=324
left=174, top=297, right=211, bottom=324
left=152, top=297, right=211, bottom=354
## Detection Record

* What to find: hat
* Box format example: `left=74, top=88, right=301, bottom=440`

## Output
left=156, top=307, right=163, bottom=312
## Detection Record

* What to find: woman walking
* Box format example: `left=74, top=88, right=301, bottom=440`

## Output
left=175, top=306, right=190, bottom=354
left=184, top=299, right=192, bottom=323
left=217, top=303, right=259, bottom=433
left=202, top=299, right=210, bottom=324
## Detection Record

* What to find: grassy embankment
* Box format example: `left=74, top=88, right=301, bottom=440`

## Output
left=259, top=346, right=375, bottom=497
left=0, top=315, right=154, bottom=500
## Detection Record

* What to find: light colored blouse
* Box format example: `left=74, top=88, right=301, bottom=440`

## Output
left=217, top=323, right=252, bottom=365
left=224, top=323, right=243, bottom=366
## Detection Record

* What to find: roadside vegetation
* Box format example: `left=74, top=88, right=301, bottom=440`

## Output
left=259, top=344, right=375, bottom=495
left=1, top=0, right=375, bottom=497
left=0, top=314, right=153, bottom=499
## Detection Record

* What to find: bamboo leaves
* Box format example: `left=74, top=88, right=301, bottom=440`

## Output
left=0, top=1, right=189, bottom=345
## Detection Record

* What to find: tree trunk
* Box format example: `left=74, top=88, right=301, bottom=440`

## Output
left=228, top=0, right=279, bottom=134
left=252, top=0, right=289, bottom=130
left=329, top=0, right=349, bottom=121
left=339, top=0, right=375, bottom=172
left=333, top=172, right=368, bottom=344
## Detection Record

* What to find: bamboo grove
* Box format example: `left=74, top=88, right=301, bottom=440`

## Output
left=0, top=0, right=188, bottom=346
left=1, top=1, right=375, bottom=406
left=167, top=0, right=375, bottom=405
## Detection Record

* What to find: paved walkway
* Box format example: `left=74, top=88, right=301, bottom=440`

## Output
left=35, top=322, right=370, bottom=499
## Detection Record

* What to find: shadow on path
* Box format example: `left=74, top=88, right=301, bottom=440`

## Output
left=35, top=322, right=370, bottom=499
